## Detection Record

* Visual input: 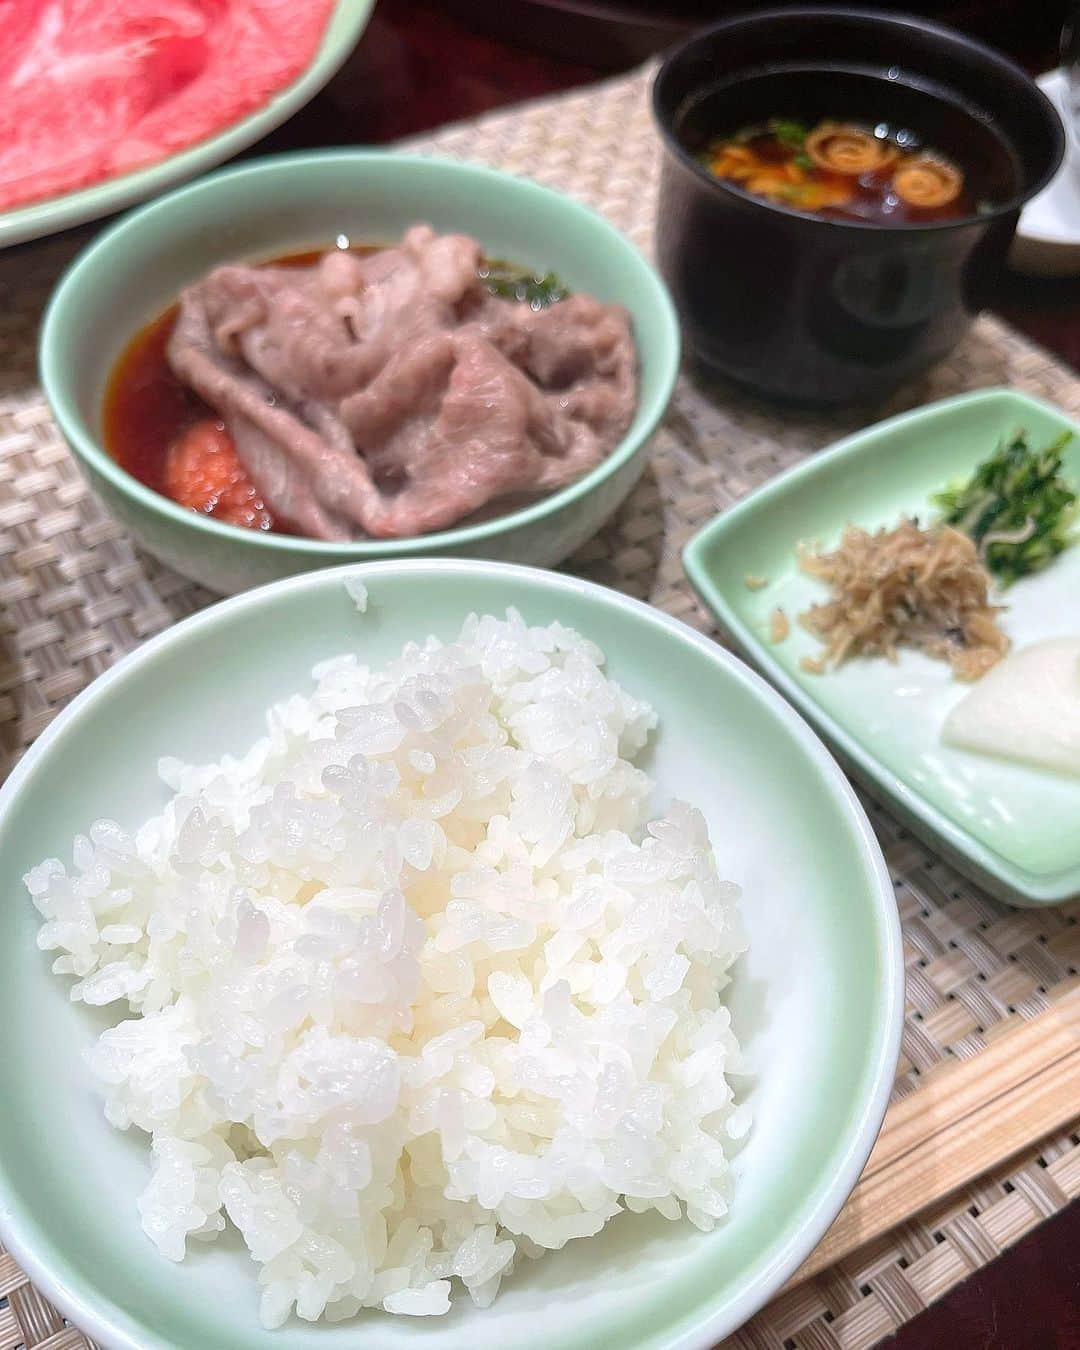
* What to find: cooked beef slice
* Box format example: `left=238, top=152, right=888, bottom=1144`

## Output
left=168, top=225, right=637, bottom=539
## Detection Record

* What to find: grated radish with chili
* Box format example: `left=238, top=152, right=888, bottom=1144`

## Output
left=164, top=420, right=276, bottom=531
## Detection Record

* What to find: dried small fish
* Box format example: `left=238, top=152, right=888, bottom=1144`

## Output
left=798, top=519, right=1008, bottom=681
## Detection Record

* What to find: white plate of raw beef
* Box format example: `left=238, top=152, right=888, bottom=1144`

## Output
left=0, top=0, right=374, bottom=249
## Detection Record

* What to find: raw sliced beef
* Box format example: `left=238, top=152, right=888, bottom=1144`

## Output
left=167, top=226, right=638, bottom=540
left=0, top=0, right=336, bottom=212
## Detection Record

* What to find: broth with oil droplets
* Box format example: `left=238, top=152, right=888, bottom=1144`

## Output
left=678, top=66, right=1020, bottom=225
left=701, top=118, right=971, bottom=224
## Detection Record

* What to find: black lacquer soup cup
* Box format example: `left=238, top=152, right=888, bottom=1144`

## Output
left=653, top=6, right=1064, bottom=406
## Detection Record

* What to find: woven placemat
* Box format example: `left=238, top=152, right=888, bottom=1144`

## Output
left=1, top=63, right=1078, bottom=1350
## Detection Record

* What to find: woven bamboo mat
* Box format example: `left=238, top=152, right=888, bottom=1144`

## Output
left=1, top=62, right=1078, bottom=1350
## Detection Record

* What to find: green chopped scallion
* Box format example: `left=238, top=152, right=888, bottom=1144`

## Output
left=934, top=429, right=1078, bottom=586
left=768, top=118, right=811, bottom=151
left=479, top=260, right=568, bottom=309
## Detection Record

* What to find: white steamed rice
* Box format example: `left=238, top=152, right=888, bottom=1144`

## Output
left=26, top=602, right=748, bottom=1327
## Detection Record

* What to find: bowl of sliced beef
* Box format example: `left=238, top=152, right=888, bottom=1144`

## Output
left=40, top=151, right=680, bottom=593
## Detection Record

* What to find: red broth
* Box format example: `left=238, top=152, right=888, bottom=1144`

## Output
left=102, top=247, right=380, bottom=535
left=102, top=301, right=292, bottom=533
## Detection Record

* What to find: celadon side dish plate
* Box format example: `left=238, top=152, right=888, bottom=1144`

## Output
left=685, top=388, right=1080, bottom=907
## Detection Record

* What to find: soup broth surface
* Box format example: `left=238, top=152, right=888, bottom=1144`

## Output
left=678, top=66, right=1019, bottom=225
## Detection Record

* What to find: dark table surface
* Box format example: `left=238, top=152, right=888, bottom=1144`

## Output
left=39, top=0, right=1080, bottom=1345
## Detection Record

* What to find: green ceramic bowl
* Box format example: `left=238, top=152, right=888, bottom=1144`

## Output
left=0, top=0, right=374, bottom=248
left=40, top=154, right=680, bottom=594
left=0, top=561, right=902, bottom=1350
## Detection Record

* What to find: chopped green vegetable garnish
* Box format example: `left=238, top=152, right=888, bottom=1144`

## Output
left=480, top=260, right=568, bottom=308
left=768, top=118, right=810, bottom=150
left=934, top=429, right=1078, bottom=586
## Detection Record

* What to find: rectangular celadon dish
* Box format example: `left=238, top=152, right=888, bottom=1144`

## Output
left=684, top=388, right=1080, bottom=906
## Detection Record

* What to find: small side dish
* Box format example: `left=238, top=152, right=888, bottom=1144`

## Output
left=104, top=226, right=638, bottom=541
left=685, top=389, right=1080, bottom=904
left=25, top=603, right=747, bottom=1328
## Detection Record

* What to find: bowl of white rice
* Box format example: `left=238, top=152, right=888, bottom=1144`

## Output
left=0, top=561, right=902, bottom=1350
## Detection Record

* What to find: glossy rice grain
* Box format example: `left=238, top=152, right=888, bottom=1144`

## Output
left=25, top=606, right=748, bottom=1328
